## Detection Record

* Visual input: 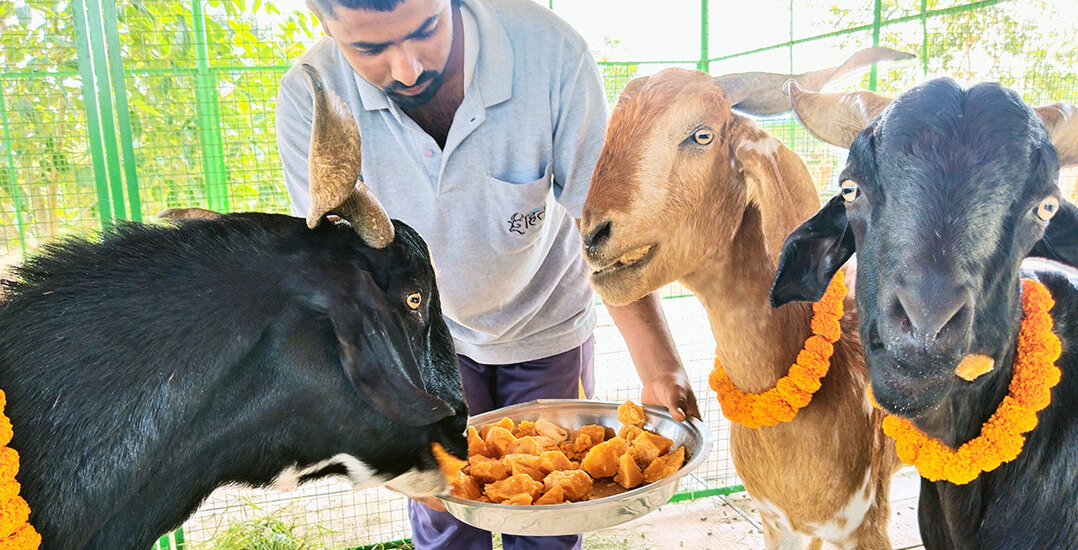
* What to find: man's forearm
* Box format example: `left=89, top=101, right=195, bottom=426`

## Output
left=605, top=292, right=684, bottom=382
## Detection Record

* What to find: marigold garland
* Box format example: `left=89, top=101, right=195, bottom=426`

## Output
left=708, top=272, right=846, bottom=428
left=873, top=279, right=1063, bottom=485
left=0, top=391, right=40, bottom=550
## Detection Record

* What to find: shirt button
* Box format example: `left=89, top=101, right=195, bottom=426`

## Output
left=424, top=149, right=434, bottom=158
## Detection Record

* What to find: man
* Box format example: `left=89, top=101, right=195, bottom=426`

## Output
left=275, top=0, right=700, bottom=547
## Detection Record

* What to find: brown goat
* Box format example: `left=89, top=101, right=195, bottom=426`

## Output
left=580, top=55, right=906, bottom=549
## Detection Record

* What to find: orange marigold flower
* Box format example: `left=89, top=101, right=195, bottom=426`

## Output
left=0, top=482, right=18, bottom=505
left=0, top=522, right=41, bottom=550
left=0, top=450, right=18, bottom=484
left=0, top=417, right=11, bottom=449
left=0, top=496, right=30, bottom=539
left=810, top=316, right=842, bottom=342
left=803, top=336, right=834, bottom=358
left=710, top=273, right=844, bottom=428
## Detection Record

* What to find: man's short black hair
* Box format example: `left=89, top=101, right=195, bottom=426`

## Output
left=309, top=0, right=407, bottom=18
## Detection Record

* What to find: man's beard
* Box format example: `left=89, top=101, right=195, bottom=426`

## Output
left=385, top=70, right=444, bottom=109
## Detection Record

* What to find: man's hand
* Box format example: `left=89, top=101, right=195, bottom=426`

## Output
left=641, top=370, right=700, bottom=422
left=603, top=291, right=701, bottom=422
left=412, top=495, right=448, bottom=512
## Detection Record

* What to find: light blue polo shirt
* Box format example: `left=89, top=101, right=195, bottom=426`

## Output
left=276, top=0, right=608, bottom=364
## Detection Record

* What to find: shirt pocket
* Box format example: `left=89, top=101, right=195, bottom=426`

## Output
left=486, top=163, right=554, bottom=255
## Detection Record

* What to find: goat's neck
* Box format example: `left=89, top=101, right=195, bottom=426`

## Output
left=681, top=207, right=814, bottom=394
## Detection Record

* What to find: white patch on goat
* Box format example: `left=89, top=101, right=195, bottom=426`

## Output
left=272, top=453, right=384, bottom=492
left=384, top=467, right=448, bottom=498
left=738, top=136, right=780, bottom=156
left=861, top=386, right=875, bottom=417
left=804, top=469, right=874, bottom=548
left=754, top=497, right=802, bottom=550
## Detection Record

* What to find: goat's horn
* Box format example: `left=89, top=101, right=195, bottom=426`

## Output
left=788, top=81, right=893, bottom=148
left=1035, top=103, right=1078, bottom=167
left=714, top=46, right=913, bottom=116
left=300, top=63, right=394, bottom=248
left=157, top=207, right=223, bottom=220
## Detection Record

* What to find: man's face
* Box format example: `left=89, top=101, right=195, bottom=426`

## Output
left=319, top=0, right=453, bottom=108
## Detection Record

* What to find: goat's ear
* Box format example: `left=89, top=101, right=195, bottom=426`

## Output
left=770, top=194, right=856, bottom=307
left=326, top=270, right=454, bottom=426
left=1034, top=102, right=1078, bottom=167
left=1029, top=198, right=1078, bottom=268
left=789, top=81, right=892, bottom=148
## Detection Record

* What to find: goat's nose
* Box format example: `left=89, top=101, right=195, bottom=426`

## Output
left=582, top=220, right=612, bottom=255
left=882, top=273, right=972, bottom=355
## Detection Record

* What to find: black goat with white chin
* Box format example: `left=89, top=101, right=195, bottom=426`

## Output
left=0, top=64, right=468, bottom=549
left=770, top=78, right=1078, bottom=549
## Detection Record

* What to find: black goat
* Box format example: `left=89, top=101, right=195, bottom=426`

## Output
left=0, top=214, right=467, bottom=549
left=0, top=63, right=469, bottom=550
left=770, top=78, right=1078, bottom=549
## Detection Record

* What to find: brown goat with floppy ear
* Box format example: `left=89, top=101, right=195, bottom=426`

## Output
left=580, top=48, right=911, bottom=550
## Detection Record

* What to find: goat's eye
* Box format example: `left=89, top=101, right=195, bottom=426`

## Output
left=693, top=130, right=714, bottom=145
left=840, top=180, right=860, bottom=202
left=1036, top=197, right=1060, bottom=221
left=407, top=292, right=422, bottom=310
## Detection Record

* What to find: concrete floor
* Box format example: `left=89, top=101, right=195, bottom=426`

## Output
left=584, top=466, right=925, bottom=549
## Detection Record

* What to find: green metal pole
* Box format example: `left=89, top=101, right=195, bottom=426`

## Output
left=870, top=0, right=882, bottom=91
left=103, top=0, right=142, bottom=221
left=921, top=0, right=929, bottom=78
left=72, top=0, right=114, bottom=227
left=0, top=79, right=28, bottom=257
left=85, top=0, right=127, bottom=220
left=698, top=0, right=709, bottom=73
left=192, top=0, right=230, bottom=212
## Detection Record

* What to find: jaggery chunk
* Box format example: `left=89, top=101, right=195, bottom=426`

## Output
left=485, top=473, right=543, bottom=504
left=467, top=426, right=490, bottom=458
left=643, top=446, right=685, bottom=483
left=580, top=437, right=628, bottom=479
left=614, top=451, right=644, bottom=489
left=573, top=425, right=607, bottom=446
left=618, top=425, right=643, bottom=443
left=535, top=418, right=569, bottom=443
left=617, top=400, right=646, bottom=428
left=543, top=469, right=593, bottom=501
left=450, top=472, right=483, bottom=500
left=537, top=450, right=574, bottom=475
left=485, top=426, right=516, bottom=458
left=505, top=453, right=546, bottom=481
left=535, top=485, right=566, bottom=505
left=468, top=455, right=510, bottom=484
left=514, top=420, right=538, bottom=438
left=505, top=435, right=543, bottom=456
left=630, top=431, right=674, bottom=468
left=479, top=417, right=515, bottom=439
left=431, top=442, right=467, bottom=482
left=503, top=493, right=534, bottom=506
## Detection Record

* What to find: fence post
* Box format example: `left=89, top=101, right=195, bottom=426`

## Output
left=0, top=82, right=28, bottom=257
left=698, top=0, right=709, bottom=73
left=870, top=0, right=882, bottom=91
left=84, top=0, right=128, bottom=221
left=102, top=0, right=142, bottom=222
left=191, top=0, right=231, bottom=213
left=72, top=0, right=115, bottom=228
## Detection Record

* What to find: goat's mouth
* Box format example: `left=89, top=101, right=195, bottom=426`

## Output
left=591, top=244, right=655, bottom=278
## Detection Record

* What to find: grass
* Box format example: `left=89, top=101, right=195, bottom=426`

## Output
left=188, top=511, right=321, bottom=550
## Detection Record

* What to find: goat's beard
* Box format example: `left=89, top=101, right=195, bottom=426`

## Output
left=385, top=70, right=443, bottom=109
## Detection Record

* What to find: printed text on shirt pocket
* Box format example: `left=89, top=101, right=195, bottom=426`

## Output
left=487, top=164, right=553, bottom=255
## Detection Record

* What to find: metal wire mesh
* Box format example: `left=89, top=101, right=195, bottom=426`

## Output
left=2, top=0, right=1077, bottom=548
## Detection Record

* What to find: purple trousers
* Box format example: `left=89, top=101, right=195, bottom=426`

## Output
left=409, top=336, right=595, bottom=550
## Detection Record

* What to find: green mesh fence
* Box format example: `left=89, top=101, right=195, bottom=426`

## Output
left=2, top=0, right=1077, bottom=548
